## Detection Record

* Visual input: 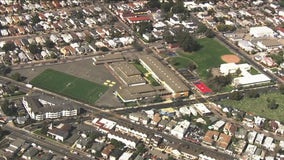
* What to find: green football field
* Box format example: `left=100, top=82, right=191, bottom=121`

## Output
left=30, top=69, right=108, bottom=104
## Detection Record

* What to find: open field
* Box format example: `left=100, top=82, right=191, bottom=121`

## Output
left=173, top=38, right=233, bottom=79
left=31, top=69, right=108, bottom=104
left=220, top=92, right=284, bottom=122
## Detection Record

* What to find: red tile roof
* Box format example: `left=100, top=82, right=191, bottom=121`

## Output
left=127, top=16, right=151, bottom=22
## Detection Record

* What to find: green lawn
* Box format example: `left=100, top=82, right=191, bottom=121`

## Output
left=174, top=38, right=232, bottom=79
left=168, top=56, right=196, bottom=69
left=133, top=63, right=148, bottom=74
left=31, top=69, right=108, bottom=104
left=220, top=92, right=284, bottom=122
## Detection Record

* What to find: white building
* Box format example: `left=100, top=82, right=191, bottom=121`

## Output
left=220, top=63, right=251, bottom=75
left=115, top=124, right=148, bottom=140
left=92, top=118, right=117, bottom=133
left=22, top=96, right=78, bottom=121
left=249, top=26, right=275, bottom=38
left=248, top=131, right=257, bottom=144
left=171, top=120, right=190, bottom=139
left=232, top=74, right=271, bottom=87
left=193, top=103, right=211, bottom=116
left=238, top=40, right=255, bottom=52
left=107, top=131, right=138, bottom=149
left=179, top=106, right=191, bottom=116
left=211, top=120, right=225, bottom=131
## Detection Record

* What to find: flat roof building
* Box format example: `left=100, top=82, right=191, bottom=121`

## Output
left=139, top=55, right=189, bottom=98
left=92, top=53, right=124, bottom=65
left=115, top=84, right=170, bottom=102
left=22, top=93, right=78, bottom=121
left=109, top=62, right=146, bottom=86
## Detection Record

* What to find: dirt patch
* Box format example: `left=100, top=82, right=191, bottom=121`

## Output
left=221, top=54, right=241, bottom=63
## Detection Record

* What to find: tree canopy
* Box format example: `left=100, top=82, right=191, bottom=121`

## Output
left=29, top=43, right=42, bottom=54
left=176, top=31, right=201, bottom=52
left=2, top=42, right=16, bottom=53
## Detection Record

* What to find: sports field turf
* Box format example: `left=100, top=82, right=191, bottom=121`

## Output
left=220, top=92, right=284, bottom=122
left=173, top=38, right=232, bottom=79
left=30, top=69, right=108, bottom=104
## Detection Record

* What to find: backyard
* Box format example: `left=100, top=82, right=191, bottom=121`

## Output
left=220, top=92, right=284, bottom=122
left=30, top=69, right=108, bottom=104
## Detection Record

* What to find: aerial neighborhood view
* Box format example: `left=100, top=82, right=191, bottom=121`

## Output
left=2, top=0, right=284, bottom=160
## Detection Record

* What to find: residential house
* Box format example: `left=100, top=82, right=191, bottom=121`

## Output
left=216, top=133, right=232, bottom=150
left=109, top=149, right=124, bottom=160
left=223, top=122, right=237, bottom=136
left=158, top=119, right=169, bottom=129
left=92, top=117, right=117, bottom=133
left=234, top=140, right=247, bottom=155
left=22, top=147, right=39, bottom=160
left=202, top=130, right=220, bottom=146
left=165, top=120, right=177, bottom=131
left=101, top=144, right=115, bottom=159
left=151, top=113, right=161, bottom=126
left=115, top=124, right=148, bottom=140
left=150, top=135, right=163, bottom=147
left=76, top=137, right=92, bottom=150
left=211, top=120, right=225, bottom=131
left=255, top=133, right=264, bottom=145
left=171, top=120, right=190, bottom=139
left=127, top=16, right=151, bottom=24
left=91, top=142, right=105, bottom=154
left=47, top=123, right=72, bottom=142
left=118, top=151, right=133, bottom=160
left=247, top=131, right=257, bottom=144
left=107, top=130, right=139, bottom=149
left=5, top=138, right=25, bottom=154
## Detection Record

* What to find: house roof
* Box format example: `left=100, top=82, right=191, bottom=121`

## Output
left=216, top=133, right=232, bottom=149
left=127, top=16, right=151, bottom=22
left=203, top=130, right=219, bottom=145
left=101, top=144, right=115, bottom=156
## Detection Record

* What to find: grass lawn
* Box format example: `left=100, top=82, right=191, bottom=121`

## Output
left=220, top=92, right=284, bottom=122
left=168, top=56, right=196, bottom=69
left=133, top=63, right=148, bottom=74
left=31, top=69, right=108, bottom=105
left=175, top=38, right=232, bottom=79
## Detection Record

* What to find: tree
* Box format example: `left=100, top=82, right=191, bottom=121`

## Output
left=1, top=99, right=17, bottom=116
left=110, top=139, right=125, bottom=149
left=40, top=122, right=49, bottom=135
left=229, top=92, right=243, bottom=101
left=267, top=99, right=278, bottom=110
left=11, top=72, right=22, bottom=81
left=44, top=40, right=55, bottom=49
left=163, top=31, right=175, bottom=44
left=85, top=35, right=94, bottom=44
left=0, top=64, right=11, bottom=75
left=132, top=41, right=143, bottom=51
left=29, top=43, right=42, bottom=54
left=247, top=90, right=260, bottom=98
left=146, top=0, right=161, bottom=9
left=2, top=42, right=16, bottom=53
left=279, top=84, right=284, bottom=94
left=217, top=24, right=236, bottom=32
left=31, top=13, right=41, bottom=25
left=205, top=29, right=215, bottom=38
left=172, top=0, right=185, bottom=13
left=161, top=2, right=172, bottom=13
left=176, top=31, right=201, bottom=52
left=135, top=22, right=153, bottom=35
